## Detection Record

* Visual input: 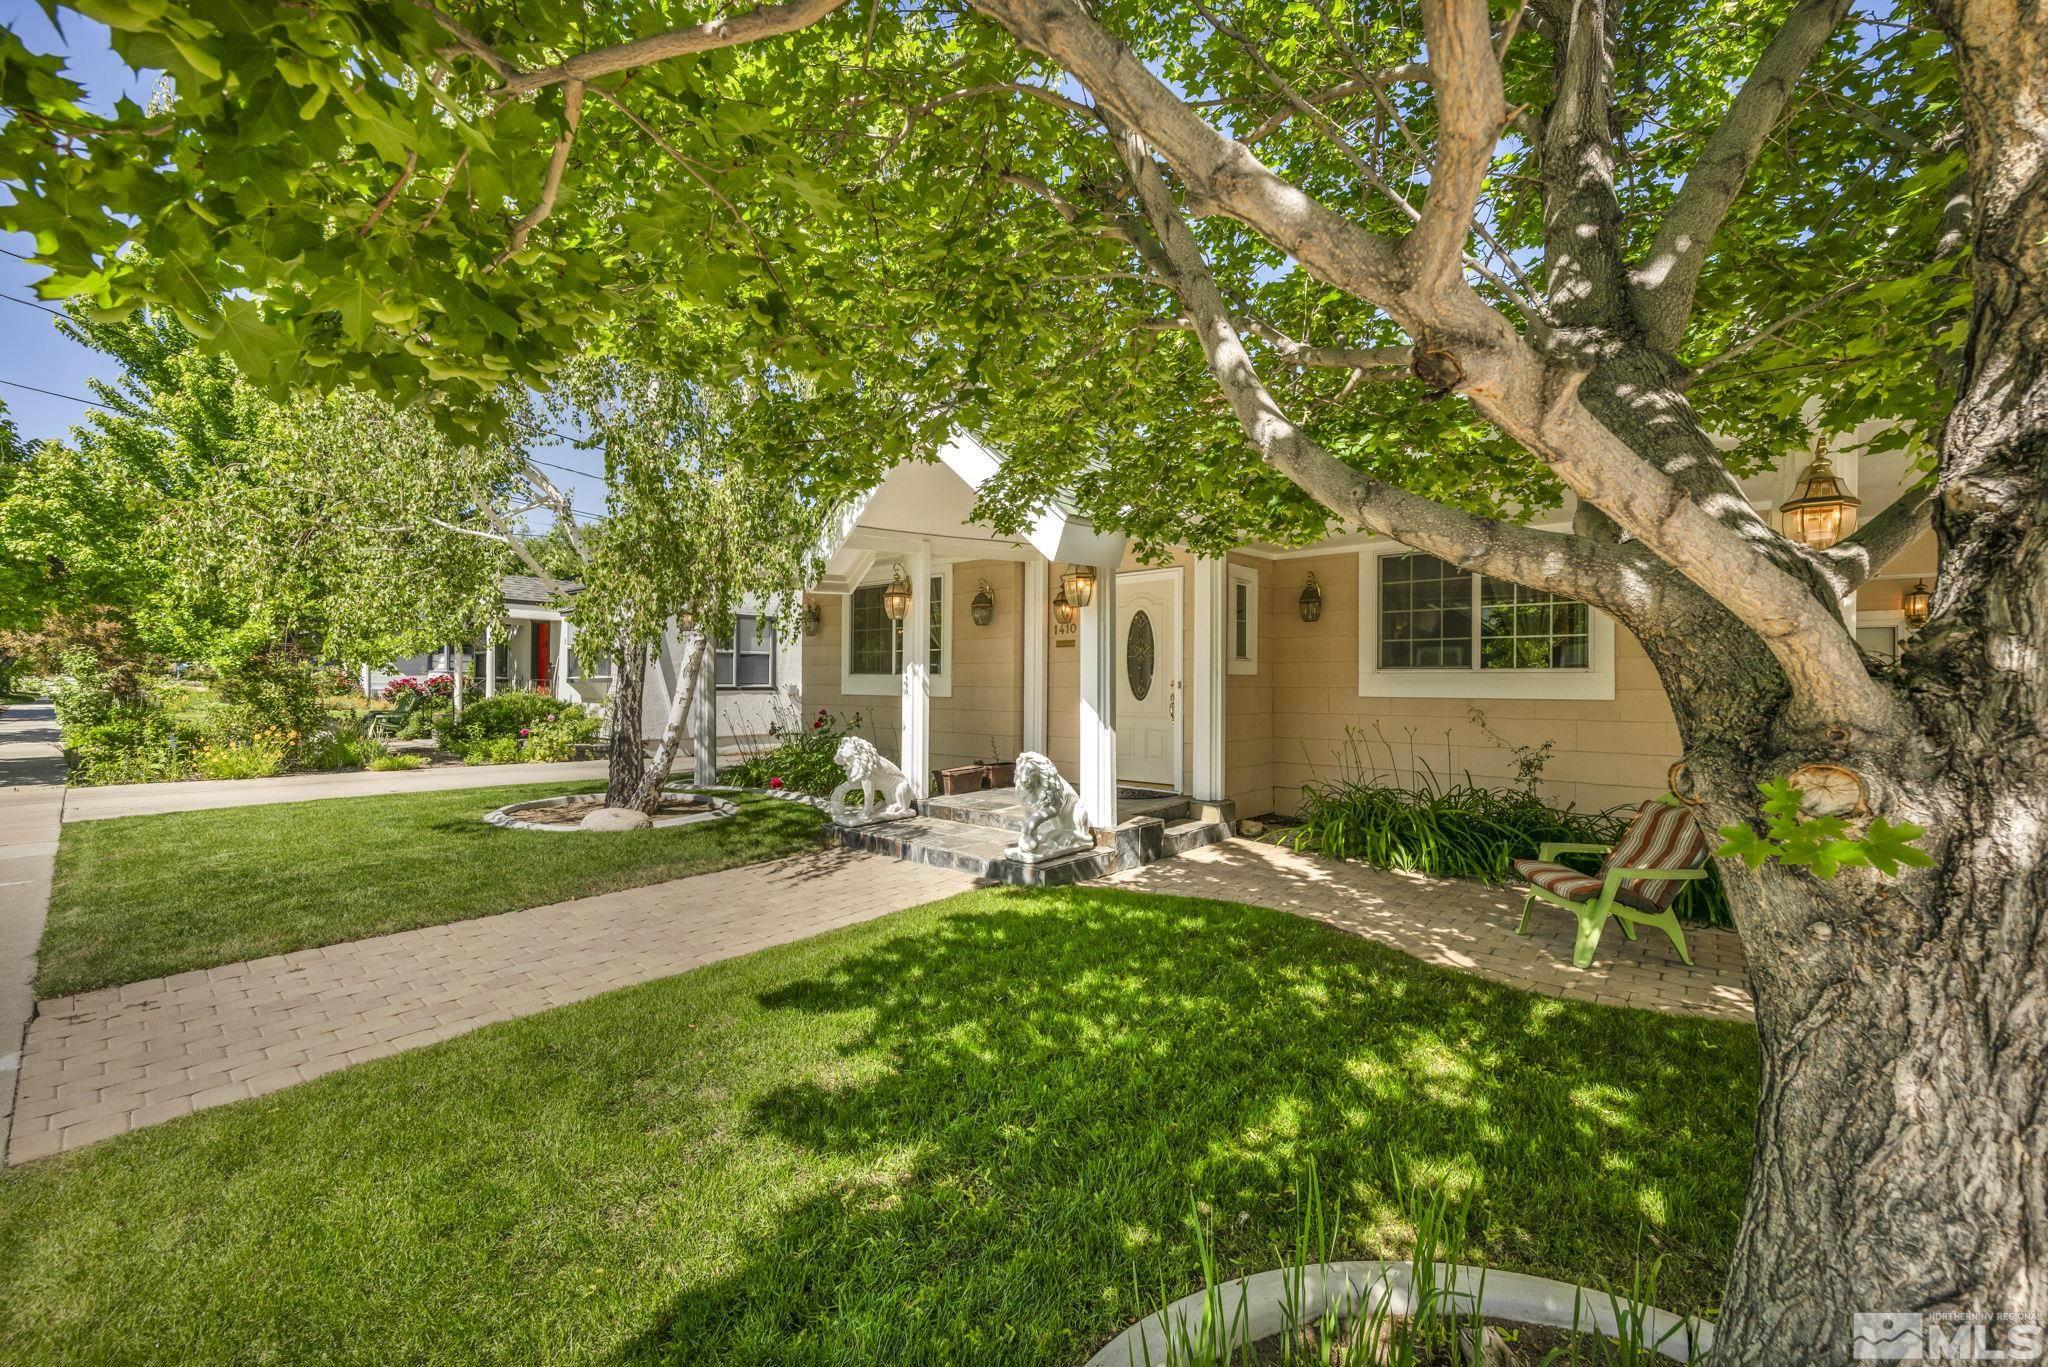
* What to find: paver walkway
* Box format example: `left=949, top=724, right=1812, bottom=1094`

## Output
left=7, top=847, right=974, bottom=1163
left=61, top=759, right=616, bottom=822
left=1111, top=837, right=1752, bottom=1020
left=0, top=701, right=67, bottom=1159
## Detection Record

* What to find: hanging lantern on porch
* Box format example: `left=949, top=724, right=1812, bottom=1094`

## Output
left=1051, top=584, right=1078, bottom=629
left=1298, top=572, right=1324, bottom=623
left=1780, top=441, right=1861, bottom=550
left=1060, top=564, right=1098, bottom=608
left=881, top=564, right=912, bottom=622
left=970, top=578, right=995, bottom=627
left=1901, top=578, right=1933, bottom=630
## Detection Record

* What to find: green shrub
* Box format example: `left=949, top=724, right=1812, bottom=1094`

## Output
left=49, top=650, right=135, bottom=731
left=64, top=709, right=200, bottom=786
left=723, top=707, right=861, bottom=795
left=455, top=735, right=525, bottom=766
left=297, top=726, right=383, bottom=772
left=211, top=642, right=327, bottom=744
left=1284, top=728, right=1730, bottom=927
left=193, top=737, right=289, bottom=780
left=367, top=754, right=424, bottom=772
left=445, top=691, right=570, bottom=745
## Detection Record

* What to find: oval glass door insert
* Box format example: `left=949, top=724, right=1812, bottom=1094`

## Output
left=1126, top=610, right=1156, bottom=701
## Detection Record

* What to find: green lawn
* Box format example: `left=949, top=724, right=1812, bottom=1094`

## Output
left=0, top=886, right=1758, bottom=1365
left=38, top=783, right=826, bottom=997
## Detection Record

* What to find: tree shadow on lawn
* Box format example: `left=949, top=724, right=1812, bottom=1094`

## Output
left=613, top=886, right=1758, bottom=1365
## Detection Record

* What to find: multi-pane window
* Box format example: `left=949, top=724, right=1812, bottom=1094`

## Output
left=715, top=614, right=776, bottom=690
left=1228, top=565, right=1259, bottom=674
left=1379, top=553, right=1589, bottom=671
left=848, top=578, right=944, bottom=677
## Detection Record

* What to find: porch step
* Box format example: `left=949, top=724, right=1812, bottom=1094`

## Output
left=920, top=787, right=1194, bottom=831
left=837, top=807, right=1235, bottom=886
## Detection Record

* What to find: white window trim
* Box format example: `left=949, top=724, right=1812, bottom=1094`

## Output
left=715, top=613, right=778, bottom=691
left=840, top=564, right=954, bottom=698
left=1227, top=564, right=1260, bottom=675
left=1356, top=546, right=1615, bottom=700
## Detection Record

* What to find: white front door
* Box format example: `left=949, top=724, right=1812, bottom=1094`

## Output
left=1115, top=569, right=1181, bottom=789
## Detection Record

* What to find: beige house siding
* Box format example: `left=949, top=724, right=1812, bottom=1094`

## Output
left=1234, top=550, right=1680, bottom=818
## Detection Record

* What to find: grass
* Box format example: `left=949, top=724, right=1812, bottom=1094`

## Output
left=0, top=886, right=1758, bottom=1365
left=37, top=783, right=826, bottom=998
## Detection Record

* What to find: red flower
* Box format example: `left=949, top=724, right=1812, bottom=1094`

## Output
left=518, top=727, right=531, bottom=738
left=767, top=776, right=785, bottom=790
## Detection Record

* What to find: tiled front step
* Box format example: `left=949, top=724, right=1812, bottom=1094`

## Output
left=922, top=787, right=1194, bottom=832
left=836, top=811, right=1236, bottom=886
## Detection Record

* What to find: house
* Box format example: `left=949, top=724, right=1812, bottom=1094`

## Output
left=369, top=574, right=803, bottom=757
left=800, top=432, right=1934, bottom=836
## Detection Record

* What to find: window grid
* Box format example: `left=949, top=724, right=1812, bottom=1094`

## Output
left=849, top=577, right=945, bottom=677
left=1378, top=553, right=1589, bottom=672
left=715, top=614, right=776, bottom=690
left=1478, top=579, right=1589, bottom=670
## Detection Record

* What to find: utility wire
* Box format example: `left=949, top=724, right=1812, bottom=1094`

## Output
left=0, top=376, right=106, bottom=408
left=2, top=292, right=70, bottom=320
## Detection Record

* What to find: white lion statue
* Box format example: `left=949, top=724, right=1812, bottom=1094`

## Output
left=1005, top=751, right=1094, bottom=862
left=829, top=735, right=918, bottom=825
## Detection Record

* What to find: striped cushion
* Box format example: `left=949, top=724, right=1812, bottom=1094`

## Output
left=1603, top=800, right=1711, bottom=912
left=1512, top=858, right=1605, bottom=902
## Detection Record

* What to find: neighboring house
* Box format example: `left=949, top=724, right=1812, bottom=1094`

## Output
left=801, top=433, right=1935, bottom=826
left=369, top=574, right=802, bottom=752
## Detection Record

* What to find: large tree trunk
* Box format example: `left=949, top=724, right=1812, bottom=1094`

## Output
left=1704, top=5, right=2048, bottom=1356
left=604, top=636, right=650, bottom=808
left=627, top=632, right=709, bottom=814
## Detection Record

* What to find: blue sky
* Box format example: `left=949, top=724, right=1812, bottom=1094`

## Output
left=0, top=1, right=608, bottom=524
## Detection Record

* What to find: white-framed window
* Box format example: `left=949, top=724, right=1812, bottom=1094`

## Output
left=1228, top=564, right=1259, bottom=675
left=1358, top=547, right=1615, bottom=699
left=841, top=567, right=953, bottom=697
left=715, top=614, right=776, bottom=690
left=574, top=645, right=613, bottom=680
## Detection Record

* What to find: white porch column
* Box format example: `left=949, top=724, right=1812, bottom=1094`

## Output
left=451, top=644, right=465, bottom=711
left=690, top=629, right=717, bottom=781
left=1022, top=559, right=1049, bottom=757
left=482, top=623, right=497, bottom=697
left=1191, top=557, right=1229, bottom=802
left=555, top=619, right=574, bottom=702
left=1077, top=566, right=1117, bottom=831
left=900, top=542, right=933, bottom=798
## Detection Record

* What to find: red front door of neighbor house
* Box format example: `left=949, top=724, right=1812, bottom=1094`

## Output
left=534, top=622, right=551, bottom=689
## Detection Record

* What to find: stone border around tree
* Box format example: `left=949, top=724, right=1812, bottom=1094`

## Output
left=1084, top=1260, right=1711, bottom=1366
left=483, top=792, right=738, bottom=832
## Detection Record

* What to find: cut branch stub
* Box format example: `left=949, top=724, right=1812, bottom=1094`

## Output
left=1411, top=333, right=1467, bottom=396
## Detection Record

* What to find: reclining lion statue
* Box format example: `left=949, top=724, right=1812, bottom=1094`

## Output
left=1006, top=751, right=1094, bottom=862
left=829, top=735, right=918, bottom=824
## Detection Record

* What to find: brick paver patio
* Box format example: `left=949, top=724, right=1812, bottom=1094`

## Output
left=7, top=847, right=974, bottom=1164
left=1110, top=837, right=1752, bottom=1021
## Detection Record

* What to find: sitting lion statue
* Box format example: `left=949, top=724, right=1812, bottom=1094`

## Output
left=1005, top=751, right=1094, bottom=862
left=829, top=735, right=918, bottom=824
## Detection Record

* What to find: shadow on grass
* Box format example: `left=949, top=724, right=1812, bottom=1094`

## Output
left=611, top=887, right=1757, bottom=1365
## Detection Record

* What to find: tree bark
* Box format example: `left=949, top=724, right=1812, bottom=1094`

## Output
left=1704, top=3, right=2048, bottom=1355
left=604, top=636, right=649, bottom=808
left=627, top=631, right=709, bottom=814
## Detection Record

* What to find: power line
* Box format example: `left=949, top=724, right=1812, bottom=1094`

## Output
left=0, top=244, right=35, bottom=262
left=2, top=292, right=69, bottom=321
left=0, top=376, right=106, bottom=408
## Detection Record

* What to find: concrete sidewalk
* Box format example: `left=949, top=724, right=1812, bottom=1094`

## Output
left=0, top=701, right=67, bottom=1159
left=61, top=759, right=616, bottom=822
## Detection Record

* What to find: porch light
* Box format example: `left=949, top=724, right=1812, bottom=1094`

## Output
left=1051, top=585, right=1078, bottom=629
left=1780, top=443, right=1861, bottom=550
left=881, top=564, right=912, bottom=622
left=803, top=601, right=823, bottom=637
left=970, top=578, right=995, bottom=627
left=1901, top=579, right=1932, bottom=630
left=1060, top=565, right=1098, bottom=609
left=1298, top=572, right=1324, bottom=623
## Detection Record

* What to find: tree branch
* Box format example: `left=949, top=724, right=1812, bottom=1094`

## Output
left=1410, top=0, right=1510, bottom=298
left=1819, top=484, right=1934, bottom=590
left=1141, top=317, right=1413, bottom=372
left=1680, top=280, right=1867, bottom=386
left=359, top=151, right=419, bottom=238
left=1630, top=0, right=1853, bottom=352
left=498, top=0, right=853, bottom=94
left=493, top=81, right=584, bottom=268
left=1241, top=66, right=1434, bottom=144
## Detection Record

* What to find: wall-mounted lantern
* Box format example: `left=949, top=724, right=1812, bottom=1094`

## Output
left=970, top=578, right=995, bottom=627
left=803, top=601, right=823, bottom=637
left=881, top=564, right=912, bottom=622
left=1901, top=578, right=1932, bottom=630
left=1059, top=564, right=1098, bottom=609
left=1781, top=440, right=1861, bottom=550
left=1298, top=572, right=1324, bottom=623
left=1051, top=584, right=1078, bottom=629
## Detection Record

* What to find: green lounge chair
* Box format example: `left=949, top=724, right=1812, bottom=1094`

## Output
left=1512, top=800, right=1711, bottom=968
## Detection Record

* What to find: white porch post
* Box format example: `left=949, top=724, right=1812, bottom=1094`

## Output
left=1077, top=566, right=1117, bottom=831
left=482, top=623, right=497, bottom=698
left=1022, top=559, right=1048, bottom=757
left=901, top=541, right=933, bottom=798
left=555, top=619, right=574, bottom=702
left=1191, top=557, right=1229, bottom=802
left=451, top=643, right=465, bottom=711
left=690, top=628, right=718, bottom=781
